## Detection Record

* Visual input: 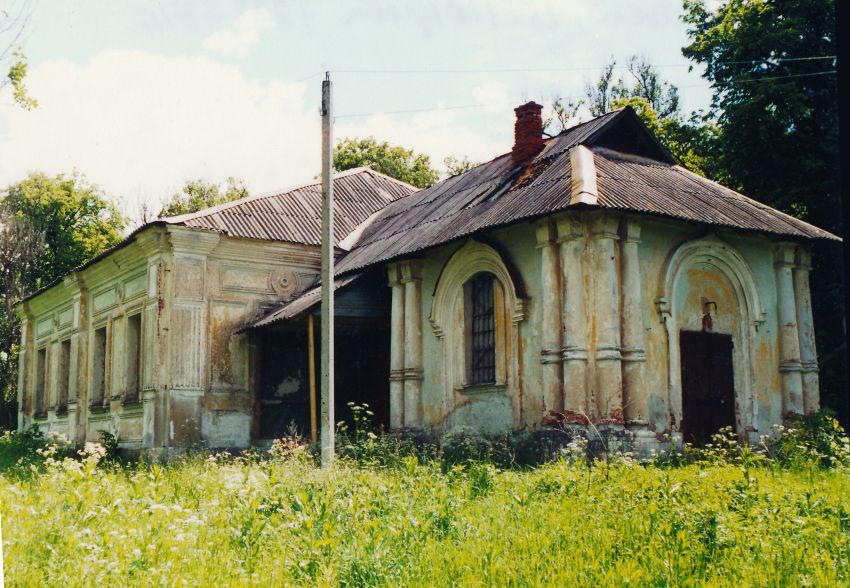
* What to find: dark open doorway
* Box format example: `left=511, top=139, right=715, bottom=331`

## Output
left=256, top=328, right=310, bottom=439
left=680, top=330, right=736, bottom=446
left=252, top=270, right=392, bottom=441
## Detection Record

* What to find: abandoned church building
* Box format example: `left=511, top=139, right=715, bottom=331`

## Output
left=16, top=103, right=839, bottom=454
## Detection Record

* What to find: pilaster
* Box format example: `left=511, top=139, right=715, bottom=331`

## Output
left=399, top=259, right=424, bottom=428
left=387, top=262, right=406, bottom=430
left=793, top=246, right=819, bottom=414
left=774, top=242, right=803, bottom=416
left=589, top=212, right=623, bottom=423
left=620, top=218, right=648, bottom=427
left=536, top=219, right=563, bottom=413
left=555, top=215, right=589, bottom=423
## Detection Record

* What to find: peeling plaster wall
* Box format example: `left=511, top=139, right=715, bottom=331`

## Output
left=18, top=226, right=323, bottom=452
left=394, top=211, right=817, bottom=451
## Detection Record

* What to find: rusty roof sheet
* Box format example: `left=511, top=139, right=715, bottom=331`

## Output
left=163, top=167, right=416, bottom=246
left=333, top=108, right=838, bottom=276
left=239, top=273, right=362, bottom=331
left=22, top=168, right=414, bottom=303
left=592, top=149, right=837, bottom=240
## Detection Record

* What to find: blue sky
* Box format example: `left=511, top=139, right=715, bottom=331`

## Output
left=0, top=1, right=714, bottom=220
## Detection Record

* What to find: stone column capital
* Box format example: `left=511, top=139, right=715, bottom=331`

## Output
left=589, top=212, right=620, bottom=240
left=386, top=262, right=403, bottom=287
left=795, top=246, right=812, bottom=271
left=398, top=259, right=424, bottom=283
left=555, top=215, right=584, bottom=243
left=535, top=218, right=557, bottom=247
left=619, top=217, right=642, bottom=243
left=773, top=241, right=798, bottom=268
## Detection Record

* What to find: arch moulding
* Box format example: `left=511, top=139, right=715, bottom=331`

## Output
left=655, top=235, right=765, bottom=438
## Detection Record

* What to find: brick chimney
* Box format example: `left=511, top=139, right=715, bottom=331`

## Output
left=512, top=101, right=544, bottom=164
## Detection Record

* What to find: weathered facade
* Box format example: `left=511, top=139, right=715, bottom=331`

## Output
left=248, top=104, right=838, bottom=452
left=17, top=104, right=839, bottom=454
left=16, top=169, right=414, bottom=452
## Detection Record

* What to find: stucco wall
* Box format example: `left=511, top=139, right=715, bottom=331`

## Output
left=18, top=225, right=323, bottom=451
left=390, top=210, right=818, bottom=450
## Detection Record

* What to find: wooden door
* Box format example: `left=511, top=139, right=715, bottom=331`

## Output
left=679, top=331, right=736, bottom=446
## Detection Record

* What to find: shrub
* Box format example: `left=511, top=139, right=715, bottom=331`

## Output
left=766, top=410, right=850, bottom=469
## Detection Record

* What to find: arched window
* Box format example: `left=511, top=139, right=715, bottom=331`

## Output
left=465, top=272, right=496, bottom=385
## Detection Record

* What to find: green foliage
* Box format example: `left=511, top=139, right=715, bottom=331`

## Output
left=334, top=137, right=439, bottom=189
left=6, top=48, right=37, bottom=110
left=767, top=410, right=850, bottom=469
left=0, top=172, right=125, bottom=424
left=681, top=0, right=845, bottom=420
left=0, top=425, right=46, bottom=471
left=2, top=172, right=126, bottom=292
left=442, top=155, right=478, bottom=178
left=613, top=95, right=726, bottom=180
left=2, top=439, right=850, bottom=585
left=157, top=177, right=248, bottom=218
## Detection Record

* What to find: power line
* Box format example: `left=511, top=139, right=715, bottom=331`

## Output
left=328, top=56, right=837, bottom=76
left=732, top=70, right=837, bottom=83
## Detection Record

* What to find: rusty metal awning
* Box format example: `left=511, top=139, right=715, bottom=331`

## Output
left=237, top=274, right=363, bottom=332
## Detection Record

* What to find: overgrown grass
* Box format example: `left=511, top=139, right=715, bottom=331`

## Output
left=2, top=413, right=850, bottom=587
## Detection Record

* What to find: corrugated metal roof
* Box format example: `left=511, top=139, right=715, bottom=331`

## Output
left=592, top=149, right=837, bottom=240
left=165, top=167, right=416, bottom=246
left=238, top=273, right=362, bottom=331
left=333, top=108, right=838, bottom=276
left=22, top=168, right=414, bottom=302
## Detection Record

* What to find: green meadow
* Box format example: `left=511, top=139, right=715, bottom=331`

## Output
left=2, top=418, right=850, bottom=587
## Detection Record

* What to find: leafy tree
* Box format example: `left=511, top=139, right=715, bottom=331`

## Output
left=333, top=137, right=439, bottom=189
left=1, top=1, right=37, bottom=109
left=682, top=0, right=845, bottom=421
left=443, top=155, right=479, bottom=178
left=158, top=177, right=248, bottom=218
left=0, top=172, right=125, bottom=428
left=2, top=172, right=125, bottom=292
left=611, top=95, right=724, bottom=180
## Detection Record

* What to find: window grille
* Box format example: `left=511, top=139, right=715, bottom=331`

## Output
left=469, top=273, right=496, bottom=385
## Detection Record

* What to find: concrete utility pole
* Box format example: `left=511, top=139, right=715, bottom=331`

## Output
left=320, top=72, right=335, bottom=468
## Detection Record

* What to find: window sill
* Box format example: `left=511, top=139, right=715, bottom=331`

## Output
left=89, top=404, right=110, bottom=414
left=33, top=411, right=47, bottom=421
left=456, top=383, right=507, bottom=396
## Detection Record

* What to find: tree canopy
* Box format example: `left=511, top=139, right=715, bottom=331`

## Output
left=0, top=172, right=125, bottom=426
left=158, top=177, right=249, bottom=218
left=2, top=172, right=125, bottom=292
left=333, top=137, right=440, bottom=189
left=681, top=0, right=843, bottom=418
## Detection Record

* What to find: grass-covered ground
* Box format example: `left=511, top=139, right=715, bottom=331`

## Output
left=2, top=418, right=850, bottom=587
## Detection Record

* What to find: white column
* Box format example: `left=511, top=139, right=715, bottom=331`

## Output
left=589, top=213, right=623, bottom=424
left=387, top=263, right=406, bottom=429
left=556, top=216, right=589, bottom=423
left=536, top=220, right=563, bottom=413
left=794, top=247, right=819, bottom=414
left=400, top=260, right=424, bottom=428
left=774, top=242, right=804, bottom=416
left=620, top=218, right=647, bottom=427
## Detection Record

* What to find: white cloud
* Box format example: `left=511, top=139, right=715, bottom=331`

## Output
left=203, top=8, right=274, bottom=58
left=337, top=108, right=506, bottom=172
left=472, top=82, right=512, bottom=113
left=0, top=49, right=506, bottom=219
left=458, top=0, right=593, bottom=21
left=0, top=50, right=317, bottom=216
